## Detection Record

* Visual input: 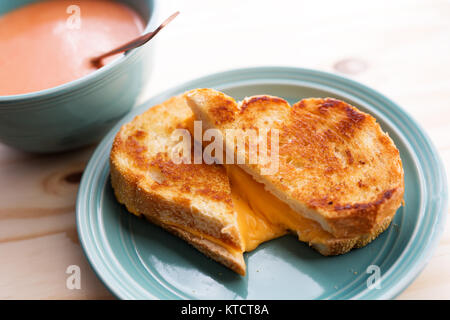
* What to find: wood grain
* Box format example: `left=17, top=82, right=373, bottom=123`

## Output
left=1, top=0, right=449, bottom=299
left=0, top=144, right=114, bottom=299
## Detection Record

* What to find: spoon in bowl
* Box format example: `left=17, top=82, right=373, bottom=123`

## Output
left=90, top=11, right=179, bottom=68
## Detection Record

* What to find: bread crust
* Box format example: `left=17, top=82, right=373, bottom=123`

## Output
left=309, top=214, right=394, bottom=255
left=149, top=218, right=246, bottom=276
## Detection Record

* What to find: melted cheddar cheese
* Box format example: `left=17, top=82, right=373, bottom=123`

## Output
left=228, top=165, right=333, bottom=252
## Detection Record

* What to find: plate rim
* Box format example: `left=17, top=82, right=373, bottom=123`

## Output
left=76, top=66, right=448, bottom=300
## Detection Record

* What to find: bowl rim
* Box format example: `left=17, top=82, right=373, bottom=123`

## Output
left=0, top=0, right=160, bottom=103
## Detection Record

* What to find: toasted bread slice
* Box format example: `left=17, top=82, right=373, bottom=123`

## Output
left=110, top=95, right=246, bottom=275
left=185, top=89, right=404, bottom=243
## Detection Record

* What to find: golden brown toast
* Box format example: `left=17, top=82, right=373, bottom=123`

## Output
left=110, top=89, right=405, bottom=276
left=186, top=88, right=404, bottom=242
left=110, top=95, right=246, bottom=275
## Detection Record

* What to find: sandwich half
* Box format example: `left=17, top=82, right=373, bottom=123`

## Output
left=110, top=95, right=249, bottom=275
left=185, top=88, right=405, bottom=255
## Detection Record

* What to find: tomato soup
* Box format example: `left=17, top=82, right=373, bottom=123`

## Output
left=0, top=0, right=145, bottom=96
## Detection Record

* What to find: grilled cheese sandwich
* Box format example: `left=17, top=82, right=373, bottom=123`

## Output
left=110, top=88, right=404, bottom=276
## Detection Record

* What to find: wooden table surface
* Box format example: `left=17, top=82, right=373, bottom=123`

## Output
left=1, top=0, right=449, bottom=299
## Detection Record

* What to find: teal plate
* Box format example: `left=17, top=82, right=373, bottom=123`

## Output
left=76, top=67, right=448, bottom=299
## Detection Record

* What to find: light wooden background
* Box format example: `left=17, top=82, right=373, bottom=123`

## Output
left=1, top=0, right=449, bottom=299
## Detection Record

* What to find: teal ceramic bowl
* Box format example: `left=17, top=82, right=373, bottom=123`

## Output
left=0, top=0, right=159, bottom=153
left=77, top=67, right=447, bottom=299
